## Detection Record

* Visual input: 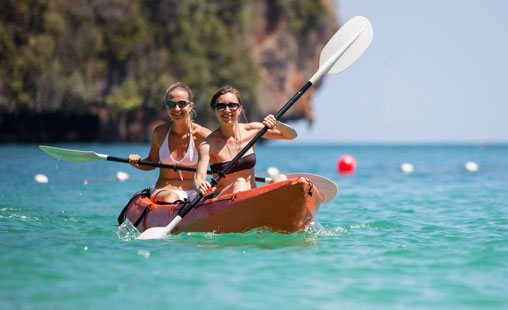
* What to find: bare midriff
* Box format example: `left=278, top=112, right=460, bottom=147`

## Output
left=154, top=169, right=195, bottom=190
left=213, top=167, right=256, bottom=196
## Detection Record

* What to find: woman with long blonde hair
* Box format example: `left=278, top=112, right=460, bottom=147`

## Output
left=129, top=82, right=211, bottom=203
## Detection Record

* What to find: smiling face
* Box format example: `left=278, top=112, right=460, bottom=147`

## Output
left=166, top=88, right=193, bottom=122
left=214, top=92, right=242, bottom=125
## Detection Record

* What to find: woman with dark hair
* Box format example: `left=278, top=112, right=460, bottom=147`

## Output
left=194, top=85, right=297, bottom=197
left=128, top=82, right=211, bottom=203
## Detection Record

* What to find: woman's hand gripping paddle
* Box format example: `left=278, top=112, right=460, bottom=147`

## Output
left=137, top=16, right=373, bottom=240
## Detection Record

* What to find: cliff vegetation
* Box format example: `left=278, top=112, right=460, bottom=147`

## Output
left=0, top=0, right=337, bottom=142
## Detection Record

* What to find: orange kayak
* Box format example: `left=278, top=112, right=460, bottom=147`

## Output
left=118, top=177, right=321, bottom=234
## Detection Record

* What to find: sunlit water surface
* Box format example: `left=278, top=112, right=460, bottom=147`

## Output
left=1, top=144, right=507, bottom=308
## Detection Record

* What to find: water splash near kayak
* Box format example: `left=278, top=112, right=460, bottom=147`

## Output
left=304, top=220, right=325, bottom=233
left=307, top=222, right=348, bottom=237
left=116, top=219, right=140, bottom=241
left=114, top=219, right=346, bottom=245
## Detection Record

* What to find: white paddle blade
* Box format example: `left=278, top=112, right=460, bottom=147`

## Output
left=319, top=16, right=373, bottom=76
left=39, top=145, right=107, bottom=162
left=136, top=215, right=182, bottom=240
left=285, top=173, right=338, bottom=203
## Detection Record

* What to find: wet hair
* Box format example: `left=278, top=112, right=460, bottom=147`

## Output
left=165, top=81, right=196, bottom=119
left=209, top=85, right=248, bottom=122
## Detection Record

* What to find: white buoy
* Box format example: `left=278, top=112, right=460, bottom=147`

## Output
left=266, top=167, right=280, bottom=177
left=465, top=161, right=479, bottom=172
left=34, top=174, right=48, bottom=183
left=137, top=250, right=151, bottom=258
left=116, top=171, right=129, bottom=181
left=400, top=163, right=414, bottom=174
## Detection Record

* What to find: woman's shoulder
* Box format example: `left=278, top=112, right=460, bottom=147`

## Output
left=205, top=129, right=223, bottom=141
left=152, top=122, right=170, bottom=138
left=192, top=122, right=212, bottom=138
left=202, top=130, right=224, bottom=156
left=204, top=129, right=229, bottom=147
left=153, top=122, right=170, bottom=132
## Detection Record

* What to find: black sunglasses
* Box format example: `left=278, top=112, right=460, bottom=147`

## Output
left=166, top=100, right=191, bottom=109
left=214, top=102, right=241, bottom=112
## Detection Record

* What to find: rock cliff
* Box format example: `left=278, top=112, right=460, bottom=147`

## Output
left=0, top=0, right=338, bottom=142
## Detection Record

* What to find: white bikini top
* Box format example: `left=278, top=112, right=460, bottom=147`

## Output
left=159, top=127, right=198, bottom=180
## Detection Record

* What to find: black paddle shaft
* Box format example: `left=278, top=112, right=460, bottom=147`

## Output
left=107, top=156, right=197, bottom=172
left=106, top=155, right=266, bottom=182
left=178, top=81, right=313, bottom=219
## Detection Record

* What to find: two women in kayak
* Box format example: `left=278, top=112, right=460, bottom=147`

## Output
left=129, top=82, right=297, bottom=203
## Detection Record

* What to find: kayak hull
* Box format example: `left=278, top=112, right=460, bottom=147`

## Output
left=118, top=177, right=321, bottom=234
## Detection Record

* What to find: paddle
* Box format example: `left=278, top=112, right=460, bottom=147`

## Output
left=38, top=145, right=338, bottom=199
left=137, top=16, right=373, bottom=240
left=40, top=145, right=263, bottom=182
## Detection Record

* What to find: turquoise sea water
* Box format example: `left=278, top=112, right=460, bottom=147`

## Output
left=1, top=144, right=507, bottom=309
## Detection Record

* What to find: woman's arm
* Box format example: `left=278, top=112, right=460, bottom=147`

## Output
left=194, top=141, right=213, bottom=195
left=128, top=125, right=164, bottom=170
left=250, top=114, right=297, bottom=140
left=192, top=122, right=212, bottom=145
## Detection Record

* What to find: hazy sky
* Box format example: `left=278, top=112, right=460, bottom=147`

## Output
left=291, top=0, right=508, bottom=143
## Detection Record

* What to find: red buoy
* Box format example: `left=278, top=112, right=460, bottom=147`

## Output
left=337, top=154, right=356, bottom=175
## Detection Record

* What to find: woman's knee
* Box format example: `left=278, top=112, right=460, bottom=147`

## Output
left=233, top=177, right=249, bottom=193
left=271, top=174, right=287, bottom=183
left=151, top=190, right=179, bottom=203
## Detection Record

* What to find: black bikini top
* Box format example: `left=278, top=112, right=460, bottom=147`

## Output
left=210, top=153, right=256, bottom=175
